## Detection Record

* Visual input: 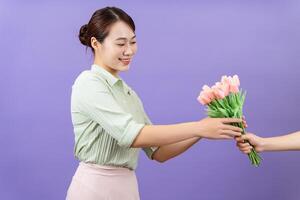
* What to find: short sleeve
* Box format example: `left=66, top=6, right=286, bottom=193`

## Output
left=73, top=73, right=145, bottom=148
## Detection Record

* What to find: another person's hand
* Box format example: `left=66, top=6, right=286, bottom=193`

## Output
left=242, top=116, right=247, bottom=128
left=235, top=133, right=265, bottom=153
left=198, top=117, right=243, bottom=140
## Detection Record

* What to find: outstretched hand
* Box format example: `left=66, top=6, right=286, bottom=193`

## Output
left=235, top=133, right=265, bottom=153
left=198, top=117, right=243, bottom=140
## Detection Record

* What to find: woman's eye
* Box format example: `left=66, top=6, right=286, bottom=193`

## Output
left=116, top=42, right=136, bottom=46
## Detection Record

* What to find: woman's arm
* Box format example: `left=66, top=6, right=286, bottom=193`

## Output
left=236, top=131, right=300, bottom=153
left=152, top=137, right=201, bottom=162
left=131, top=117, right=242, bottom=148
left=151, top=117, right=248, bottom=162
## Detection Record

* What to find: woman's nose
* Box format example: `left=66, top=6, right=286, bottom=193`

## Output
left=123, top=44, right=133, bottom=56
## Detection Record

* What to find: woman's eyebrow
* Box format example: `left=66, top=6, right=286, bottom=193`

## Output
left=115, top=35, right=136, bottom=41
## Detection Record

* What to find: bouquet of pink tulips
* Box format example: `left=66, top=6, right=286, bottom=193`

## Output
left=197, top=75, right=261, bottom=167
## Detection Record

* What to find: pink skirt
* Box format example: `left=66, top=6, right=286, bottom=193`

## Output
left=66, top=162, right=140, bottom=200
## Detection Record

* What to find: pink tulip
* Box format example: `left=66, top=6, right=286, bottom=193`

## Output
left=202, top=85, right=210, bottom=91
left=232, top=75, right=240, bottom=86
left=205, top=91, right=215, bottom=101
left=223, top=83, right=230, bottom=96
left=215, top=81, right=230, bottom=96
left=197, top=91, right=212, bottom=105
left=230, top=85, right=239, bottom=93
left=197, top=74, right=241, bottom=105
left=221, top=75, right=230, bottom=85
left=215, top=82, right=222, bottom=88
left=212, top=86, right=225, bottom=99
left=228, top=76, right=239, bottom=93
left=202, top=85, right=215, bottom=100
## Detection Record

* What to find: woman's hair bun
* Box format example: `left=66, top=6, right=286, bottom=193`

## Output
left=79, top=24, right=89, bottom=46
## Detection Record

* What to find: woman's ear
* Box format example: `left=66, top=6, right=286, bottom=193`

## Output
left=91, top=37, right=101, bottom=52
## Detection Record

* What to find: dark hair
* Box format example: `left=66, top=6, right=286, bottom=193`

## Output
left=79, top=7, right=135, bottom=52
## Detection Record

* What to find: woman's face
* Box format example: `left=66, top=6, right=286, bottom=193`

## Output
left=92, top=21, right=137, bottom=76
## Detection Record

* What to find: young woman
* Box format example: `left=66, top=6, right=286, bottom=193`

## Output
left=236, top=131, right=300, bottom=153
left=66, top=7, right=243, bottom=200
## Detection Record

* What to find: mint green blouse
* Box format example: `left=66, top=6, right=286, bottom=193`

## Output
left=71, top=64, right=158, bottom=170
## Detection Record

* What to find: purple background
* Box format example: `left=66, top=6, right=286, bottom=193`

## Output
left=1, top=1, right=300, bottom=199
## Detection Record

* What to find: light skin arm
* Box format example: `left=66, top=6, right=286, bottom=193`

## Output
left=131, top=117, right=243, bottom=148
left=132, top=118, right=242, bottom=162
left=236, top=131, right=300, bottom=153
left=152, top=137, right=201, bottom=162
left=151, top=117, right=247, bottom=162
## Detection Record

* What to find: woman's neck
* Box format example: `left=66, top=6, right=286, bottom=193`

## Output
left=93, top=60, right=119, bottom=78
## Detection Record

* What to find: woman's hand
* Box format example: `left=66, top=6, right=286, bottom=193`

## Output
left=235, top=133, right=265, bottom=153
left=197, top=117, right=243, bottom=139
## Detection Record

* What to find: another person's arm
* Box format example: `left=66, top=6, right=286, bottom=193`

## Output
left=236, top=131, right=300, bottom=153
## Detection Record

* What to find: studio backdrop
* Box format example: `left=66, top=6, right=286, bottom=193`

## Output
left=0, top=1, right=299, bottom=200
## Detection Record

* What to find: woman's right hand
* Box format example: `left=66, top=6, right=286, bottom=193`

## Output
left=197, top=117, right=243, bottom=139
